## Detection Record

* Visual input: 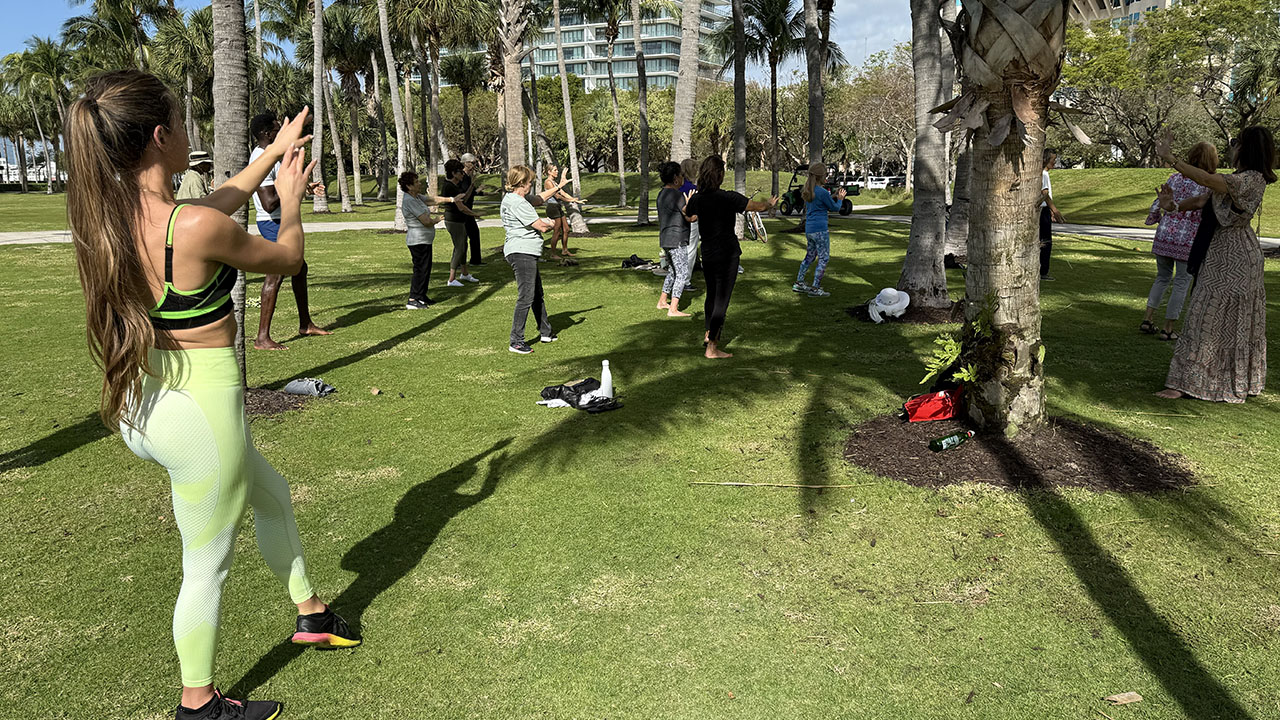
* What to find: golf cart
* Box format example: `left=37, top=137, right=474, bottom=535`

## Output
left=779, top=165, right=860, bottom=217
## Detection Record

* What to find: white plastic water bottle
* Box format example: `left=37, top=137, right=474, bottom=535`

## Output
left=600, top=360, right=614, bottom=398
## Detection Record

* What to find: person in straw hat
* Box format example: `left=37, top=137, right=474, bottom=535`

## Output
left=176, top=150, right=213, bottom=200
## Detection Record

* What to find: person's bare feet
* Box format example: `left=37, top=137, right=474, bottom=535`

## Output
left=657, top=301, right=669, bottom=309
left=667, top=309, right=690, bottom=317
left=705, top=344, right=733, bottom=359
left=299, top=325, right=332, bottom=337
left=562, top=250, right=576, bottom=256
left=1155, top=389, right=1185, bottom=399
left=255, top=337, right=288, bottom=350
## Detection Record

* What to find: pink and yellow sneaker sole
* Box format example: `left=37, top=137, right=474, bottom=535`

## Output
left=290, top=632, right=362, bottom=649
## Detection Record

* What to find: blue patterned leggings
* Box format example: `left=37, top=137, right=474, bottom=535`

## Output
left=797, top=231, right=831, bottom=287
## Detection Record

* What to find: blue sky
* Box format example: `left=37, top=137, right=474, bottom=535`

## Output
left=3, top=1, right=910, bottom=79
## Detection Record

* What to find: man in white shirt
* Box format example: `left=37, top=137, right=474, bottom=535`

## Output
left=1039, top=147, right=1066, bottom=281
left=250, top=111, right=331, bottom=350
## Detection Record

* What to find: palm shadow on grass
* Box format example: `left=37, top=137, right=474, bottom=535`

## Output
left=0, top=414, right=112, bottom=472
left=229, top=438, right=513, bottom=698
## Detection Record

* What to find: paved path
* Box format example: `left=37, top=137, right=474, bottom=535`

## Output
left=4, top=209, right=1278, bottom=249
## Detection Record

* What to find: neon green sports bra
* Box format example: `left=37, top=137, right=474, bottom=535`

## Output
left=148, top=204, right=237, bottom=331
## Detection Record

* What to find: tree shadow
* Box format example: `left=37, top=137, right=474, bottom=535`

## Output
left=229, top=437, right=513, bottom=698
left=0, top=414, right=112, bottom=473
left=547, top=305, right=604, bottom=337
left=986, top=433, right=1256, bottom=720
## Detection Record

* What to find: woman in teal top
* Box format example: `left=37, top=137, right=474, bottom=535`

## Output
left=794, top=162, right=846, bottom=297
left=65, top=70, right=358, bottom=720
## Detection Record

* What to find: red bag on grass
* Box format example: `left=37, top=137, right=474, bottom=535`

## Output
left=903, top=387, right=962, bottom=422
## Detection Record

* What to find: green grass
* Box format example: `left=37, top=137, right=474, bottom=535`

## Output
left=0, top=191, right=71, bottom=232
left=856, top=168, right=1280, bottom=236
left=4, top=217, right=1280, bottom=719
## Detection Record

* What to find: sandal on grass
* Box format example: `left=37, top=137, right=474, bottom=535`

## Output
left=1158, top=330, right=1179, bottom=342
left=1139, top=320, right=1156, bottom=334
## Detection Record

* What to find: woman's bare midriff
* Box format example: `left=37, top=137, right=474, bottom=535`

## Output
left=154, top=313, right=239, bottom=350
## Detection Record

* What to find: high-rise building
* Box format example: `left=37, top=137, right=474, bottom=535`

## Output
left=440, top=2, right=727, bottom=92
left=1069, top=0, right=1173, bottom=24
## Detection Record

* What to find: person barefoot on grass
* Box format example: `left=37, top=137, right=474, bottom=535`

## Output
left=1154, top=126, right=1275, bottom=402
left=66, top=70, right=359, bottom=720
left=656, top=161, right=694, bottom=317
left=683, top=156, right=778, bottom=359
left=249, top=111, right=331, bottom=349
left=543, top=162, right=581, bottom=260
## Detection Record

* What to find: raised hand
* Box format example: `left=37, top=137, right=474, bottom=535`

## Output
left=1155, top=130, right=1174, bottom=166
left=1157, top=182, right=1175, bottom=211
left=267, top=108, right=315, bottom=160
left=275, top=145, right=318, bottom=206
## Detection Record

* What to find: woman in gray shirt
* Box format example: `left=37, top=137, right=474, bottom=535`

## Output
left=656, top=161, right=694, bottom=317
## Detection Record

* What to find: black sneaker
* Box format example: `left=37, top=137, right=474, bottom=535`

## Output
left=176, top=690, right=280, bottom=720
left=540, top=334, right=558, bottom=343
left=1040, top=274, right=1056, bottom=282
left=509, top=342, right=534, bottom=354
left=291, top=606, right=361, bottom=649
left=405, top=299, right=427, bottom=310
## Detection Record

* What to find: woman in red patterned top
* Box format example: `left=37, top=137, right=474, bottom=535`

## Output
left=1141, top=141, right=1218, bottom=341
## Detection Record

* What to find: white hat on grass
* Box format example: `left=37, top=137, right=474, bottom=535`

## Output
left=868, top=288, right=910, bottom=323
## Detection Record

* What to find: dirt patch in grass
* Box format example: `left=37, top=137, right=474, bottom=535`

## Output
left=245, top=388, right=310, bottom=417
left=844, top=301, right=963, bottom=326
left=844, top=414, right=1195, bottom=493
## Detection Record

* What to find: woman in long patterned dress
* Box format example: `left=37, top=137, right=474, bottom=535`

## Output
left=1155, top=126, right=1277, bottom=403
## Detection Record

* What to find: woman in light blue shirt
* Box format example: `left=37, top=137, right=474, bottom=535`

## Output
left=794, top=162, right=845, bottom=297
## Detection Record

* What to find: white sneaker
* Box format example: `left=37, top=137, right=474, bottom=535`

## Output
left=447, top=279, right=464, bottom=287
left=737, top=265, right=745, bottom=274
left=461, top=274, right=479, bottom=283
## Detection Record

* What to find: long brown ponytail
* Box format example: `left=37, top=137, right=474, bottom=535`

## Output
left=801, top=162, right=826, bottom=203
left=65, top=70, right=178, bottom=429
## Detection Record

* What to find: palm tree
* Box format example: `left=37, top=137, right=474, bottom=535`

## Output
left=553, top=0, right=589, bottom=233
left=574, top=0, right=630, bottom=205
left=253, top=0, right=265, bottom=85
left=374, top=0, right=410, bottom=230
left=366, top=48, right=390, bottom=201
left=439, top=52, right=488, bottom=155
left=497, top=0, right=532, bottom=169
left=731, top=0, right=746, bottom=194
left=152, top=8, right=213, bottom=152
left=323, top=73, right=352, bottom=212
left=671, top=0, right=701, bottom=162
left=66, top=0, right=176, bottom=70
left=211, top=0, right=252, bottom=384
left=325, top=2, right=373, bottom=206
left=896, top=0, right=950, bottom=308
left=630, top=0, right=653, bottom=224
left=310, top=0, right=329, bottom=213
left=0, top=86, right=31, bottom=193
left=11, top=38, right=74, bottom=192
left=2, top=53, right=59, bottom=194
left=802, top=0, right=823, bottom=162
left=941, top=0, right=1070, bottom=435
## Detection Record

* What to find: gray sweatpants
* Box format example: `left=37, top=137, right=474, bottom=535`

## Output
left=1147, top=255, right=1191, bottom=320
left=507, top=252, right=552, bottom=345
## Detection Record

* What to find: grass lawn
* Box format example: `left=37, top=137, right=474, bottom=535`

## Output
left=857, top=168, right=1280, bottom=237
left=4, top=216, right=1280, bottom=719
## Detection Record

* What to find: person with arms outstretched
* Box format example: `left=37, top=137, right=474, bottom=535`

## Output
left=65, top=71, right=359, bottom=720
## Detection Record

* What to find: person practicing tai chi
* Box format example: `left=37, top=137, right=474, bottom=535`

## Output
left=793, top=162, right=845, bottom=297
left=65, top=70, right=359, bottom=720
left=398, top=170, right=459, bottom=309
left=683, top=156, right=778, bottom=359
left=542, top=161, right=581, bottom=260
left=656, top=161, right=695, bottom=317
left=502, top=165, right=573, bottom=354
left=1038, top=147, right=1065, bottom=282
left=249, top=110, right=331, bottom=349
left=1141, top=141, right=1217, bottom=341
left=441, top=158, right=483, bottom=287
left=1155, top=126, right=1275, bottom=403
left=461, top=152, right=488, bottom=265
left=176, top=150, right=212, bottom=200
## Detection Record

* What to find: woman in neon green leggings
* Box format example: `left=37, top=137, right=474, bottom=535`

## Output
left=65, top=70, right=359, bottom=720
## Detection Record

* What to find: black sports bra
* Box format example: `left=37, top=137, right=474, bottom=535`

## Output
left=148, top=204, right=237, bottom=331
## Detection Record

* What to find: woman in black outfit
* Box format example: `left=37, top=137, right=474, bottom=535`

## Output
left=684, top=156, right=777, bottom=359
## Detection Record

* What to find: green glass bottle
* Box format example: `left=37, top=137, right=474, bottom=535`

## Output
left=929, top=430, right=975, bottom=453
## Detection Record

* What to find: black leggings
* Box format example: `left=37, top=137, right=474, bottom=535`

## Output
left=408, top=244, right=432, bottom=302
left=702, top=252, right=740, bottom=343
left=466, top=218, right=482, bottom=265
left=1039, top=206, right=1052, bottom=277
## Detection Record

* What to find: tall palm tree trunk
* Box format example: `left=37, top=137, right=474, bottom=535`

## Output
left=461, top=90, right=473, bottom=153
left=184, top=72, right=200, bottom=151
left=323, top=75, right=352, bottom=212
left=500, top=0, right=529, bottom=170
left=523, top=61, right=554, bottom=166
left=212, top=0, right=251, bottom=384
left=375, top=0, right=408, bottom=230
left=803, top=0, right=824, bottom=163
left=345, top=79, right=364, bottom=205
left=897, top=0, right=950, bottom=309
left=672, top=0, right=701, bottom=161
left=553, top=0, right=588, bottom=233
left=769, top=59, right=779, bottom=205
left=369, top=50, right=390, bottom=202
left=428, top=45, right=449, bottom=166
left=27, top=99, right=52, bottom=195
left=411, top=30, right=433, bottom=187
left=732, top=0, right=746, bottom=194
left=16, top=135, right=29, bottom=193
left=253, top=0, right=264, bottom=85
left=403, top=70, right=417, bottom=169
left=605, top=40, right=627, bottom=206
left=945, top=141, right=971, bottom=258
left=631, top=0, right=651, bottom=224
left=311, top=0, right=330, bottom=213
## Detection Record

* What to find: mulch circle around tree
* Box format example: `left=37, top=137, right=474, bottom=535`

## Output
left=844, top=301, right=963, bottom=326
left=844, top=414, right=1195, bottom=493
left=245, top=388, right=310, bottom=418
